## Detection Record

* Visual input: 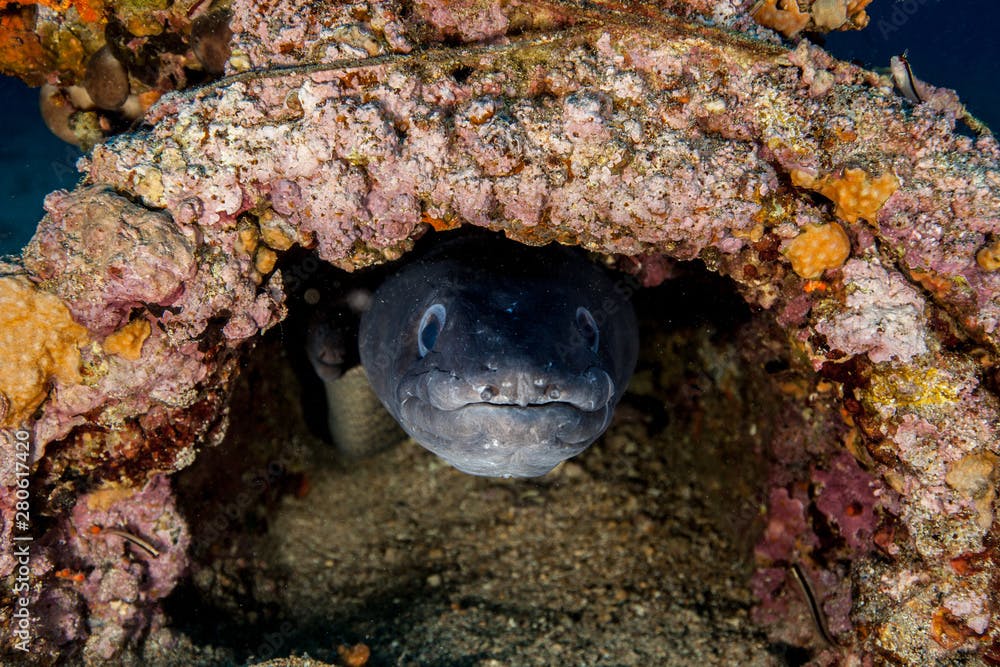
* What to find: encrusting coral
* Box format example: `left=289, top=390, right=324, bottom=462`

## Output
left=1, top=0, right=999, bottom=664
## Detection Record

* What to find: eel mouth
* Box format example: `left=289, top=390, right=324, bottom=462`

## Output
left=392, top=367, right=618, bottom=476
left=402, top=367, right=616, bottom=413
left=396, top=395, right=613, bottom=477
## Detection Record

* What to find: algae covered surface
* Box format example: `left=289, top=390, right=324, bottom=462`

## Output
left=3, top=0, right=999, bottom=662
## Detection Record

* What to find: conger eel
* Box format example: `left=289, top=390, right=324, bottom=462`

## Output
left=309, top=234, right=639, bottom=478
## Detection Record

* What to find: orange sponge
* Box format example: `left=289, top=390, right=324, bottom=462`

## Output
left=791, top=167, right=899, bottom=224
left=0, top=278, right=88, bottom=428
left=751, top=0, right=810, bottom=37
left=784, top=222, right=852, bottom=279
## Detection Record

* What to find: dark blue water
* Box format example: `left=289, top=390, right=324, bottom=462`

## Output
left=823, top=0, right=998, bottom=129
left=0, top=1, right=996, bottom=255
left=0, top=78, right=82, bottom=256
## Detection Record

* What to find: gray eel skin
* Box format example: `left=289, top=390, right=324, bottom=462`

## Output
left=358, top=235, right=639, bottom=478
left=305, top=288, right=406, bottom=457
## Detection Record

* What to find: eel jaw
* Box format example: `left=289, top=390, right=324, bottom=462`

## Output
left=396, top=397, right=614, bottom=478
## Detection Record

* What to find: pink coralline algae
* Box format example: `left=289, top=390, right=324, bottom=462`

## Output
left=10, top=185, right=284, bottom=461
left=814, top=258, right=927, bottom=364
left=24, top=187, right=200, bottom=337
left=2, top=0, right=1000, bottom=664
left=61, top=476, right=189, bottom=661
left=3, top=475, right=189, bottom=661
left=813, top=451, right=880, bottom=552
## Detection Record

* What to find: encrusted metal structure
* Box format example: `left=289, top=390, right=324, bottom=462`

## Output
left=1, top=1, right=998, bottom=663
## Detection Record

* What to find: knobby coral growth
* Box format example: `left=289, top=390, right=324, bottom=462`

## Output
left=1, top=1, right=999, bottom=664
left=751, top=0, right=873, bottom=37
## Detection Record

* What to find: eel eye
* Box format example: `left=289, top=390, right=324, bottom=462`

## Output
left=418, top=303, right=446, bottom=358
left=575, top=306, right=599, bottom=353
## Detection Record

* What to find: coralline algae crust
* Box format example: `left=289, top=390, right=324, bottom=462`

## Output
left=814, top=258, right=927, bottom=364
left=2, top=1, right=1000, bottom=664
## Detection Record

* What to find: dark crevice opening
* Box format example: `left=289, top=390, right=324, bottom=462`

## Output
left=165, top=230, right=788, bottom=664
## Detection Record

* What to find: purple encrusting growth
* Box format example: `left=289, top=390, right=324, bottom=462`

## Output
left=0, top=476, right=189, bottom=660
left=751, top=450, right=884, bottom=650
left=813, top=451, right=880, bottom=553
left=2, top=0, right=1000, bottom=663
left=755, top=487, right=819, bottom=564
left=63, top=476, right=189, bottom=661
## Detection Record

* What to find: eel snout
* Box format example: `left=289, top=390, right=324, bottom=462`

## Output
left=405, top=366, right=615, bottom=413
